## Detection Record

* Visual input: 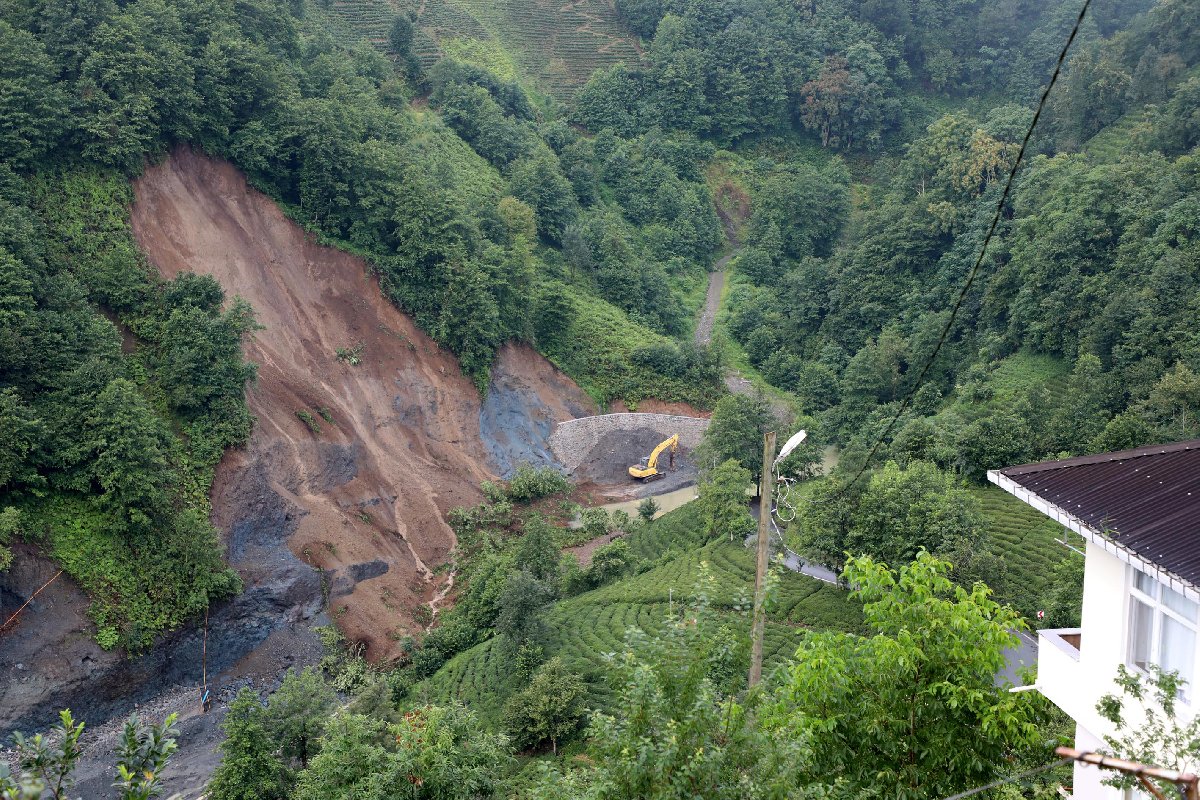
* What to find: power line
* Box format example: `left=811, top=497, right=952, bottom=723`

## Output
left=939, top=756, right=1073, bottom=800
left=831, top=0, right=1093, bottom=501
left=0, top=573, right=61, bottom=633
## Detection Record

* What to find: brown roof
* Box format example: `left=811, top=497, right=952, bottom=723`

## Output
left=998, top=439, right=1200, bottom=584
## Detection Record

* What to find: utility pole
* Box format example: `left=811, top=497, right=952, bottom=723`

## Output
left=749, top=430, right=776, bottom=689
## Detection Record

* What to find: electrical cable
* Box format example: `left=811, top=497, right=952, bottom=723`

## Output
left=0, top=569, right=63, bottom=632
left=828, top=0, right=1093, bottom=503
left=939, top=756, right=1074, bottom=800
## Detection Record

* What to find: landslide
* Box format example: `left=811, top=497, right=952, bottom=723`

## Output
left=3, top=148, right=599, bottom=795
left=129, top=147, right=592, bottom=663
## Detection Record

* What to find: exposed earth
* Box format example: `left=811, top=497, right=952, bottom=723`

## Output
left=130, top=147, right=589, bottom=664
left=574, top=427, right=699, bottom=499
left=0, top=148, right=684, bottom=797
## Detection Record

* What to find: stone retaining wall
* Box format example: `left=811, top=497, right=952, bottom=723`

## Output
left=550, top=413, right=710, bottom=474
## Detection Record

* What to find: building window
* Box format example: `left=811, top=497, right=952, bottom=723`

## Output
left=1128, top=568, right=1198, bottom=696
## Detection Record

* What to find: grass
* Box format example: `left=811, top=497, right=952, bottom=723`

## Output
left=541, top=283, right=723, bottom=408
left=416, top=503, right=862, bottom=725
left=669, top=268, right=710, bottom=339
left=708, top=270, right=799, bottom=410
left=440, top=35, right=521, bottom=83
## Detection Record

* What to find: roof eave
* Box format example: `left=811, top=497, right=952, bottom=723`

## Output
left=987, top=469, right=1200, bottom=603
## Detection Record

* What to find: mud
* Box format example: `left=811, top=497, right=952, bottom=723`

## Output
left=128, top=147, right=591, bottom=663
left=608, top=398, right=711, bottom=417
left=0, top=147, right=716, bottom=796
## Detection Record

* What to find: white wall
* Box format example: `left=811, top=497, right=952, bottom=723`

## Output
left=1040, top=542, right=1200, bottom=797
left=1071, top=725, right=1115, bottom=798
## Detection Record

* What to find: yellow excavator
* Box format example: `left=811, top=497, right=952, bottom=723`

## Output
left=628, top=434, right=679, bottom=482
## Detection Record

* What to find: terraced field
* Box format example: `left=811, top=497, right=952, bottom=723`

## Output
left=449, top=0, right=642, bottom=100
left=325, top=0, right=642, bottom=100
left=418, top=503, right=862, bottom=724
left=420, top=487, right=1068, bottom=726
left=974, top=484, right=1071, bottom=617
left=325, top=0, right=396, bottom=49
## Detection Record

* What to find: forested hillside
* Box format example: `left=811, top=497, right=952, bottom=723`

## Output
left=701, top=0, right=1200, bottom=474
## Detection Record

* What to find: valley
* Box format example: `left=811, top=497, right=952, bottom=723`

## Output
left=1, top=0, right=1198, bottom=796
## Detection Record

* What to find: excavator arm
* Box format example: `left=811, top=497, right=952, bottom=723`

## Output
left=646, top=434, right=679, bottom=471
left=629, top=434, right=679, bottom=481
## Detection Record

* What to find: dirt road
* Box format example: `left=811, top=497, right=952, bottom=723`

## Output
left=693, top=234, right=792, bottom=421
left=694, top=254, right=731, bottom=347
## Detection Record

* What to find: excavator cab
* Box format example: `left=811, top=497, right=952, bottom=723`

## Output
left=628, top=434, right=679, bottom=482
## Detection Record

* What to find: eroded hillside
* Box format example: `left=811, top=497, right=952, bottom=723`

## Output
left=131, top=148, right=594, bottom=661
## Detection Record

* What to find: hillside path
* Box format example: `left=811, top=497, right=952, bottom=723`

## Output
left=694, top=230, right=791, bottom=418
left=694, top=254, right=731, bottom=347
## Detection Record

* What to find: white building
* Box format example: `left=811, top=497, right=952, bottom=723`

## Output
left=990, top=439, right=1200, bottom=799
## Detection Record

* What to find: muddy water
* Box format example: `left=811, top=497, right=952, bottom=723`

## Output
left=599, top=484, right=701, bottom=518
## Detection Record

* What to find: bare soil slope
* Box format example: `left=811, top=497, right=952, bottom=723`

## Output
left=131, top=148, right=587, bottom=661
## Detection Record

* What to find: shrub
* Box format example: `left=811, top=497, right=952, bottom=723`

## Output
left=296, top=410, right=321, bottom=434
left=637, top=497, right=659, bottom=521
left=334, top=342, right=364, bottom=365
left=502, top=657, right=587, bottom=754
left=505, top=464, right=570, bottom=503
left=580, top=508, right=611, bottom=539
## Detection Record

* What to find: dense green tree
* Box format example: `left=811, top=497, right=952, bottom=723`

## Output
left=955, top=411, right=1034, bottom=482
left=1141, top=362, right=1200, bottom=439
left=694, top=394, right=777, bottom=479
left=846, top=460, right=983, bottom=569
left=502, top=657, right=587, bottom=753
left=766, top=552, right=1041, bottom=799
left=796, top=461, right=984, bottom=575
left=0, top=23, right=62, bottom=169
left=696, top=459, right=752, bottom=543
left=261, top=668, right=336, bottom=772
left=0, top=389, right=42, bottom=493
left=509, top=149, right=579, bottom=243
left=0, top=507, right=19, bottom=571
left=514, top=516, right=563, bottom=586
left=587, top=538, right=633, bottom=586
left=205, top=690, right=284, bottom=800
left=86, top=378, right=175, bottom=528
left=293, top=705, right=508, bottom=800
left=495, top=569, right=554, bottom=648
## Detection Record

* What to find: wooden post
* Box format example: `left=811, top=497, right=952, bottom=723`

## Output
left=1055, top=747, right=1200, bottom=800
left=749, top=431, right=776, bottom=689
